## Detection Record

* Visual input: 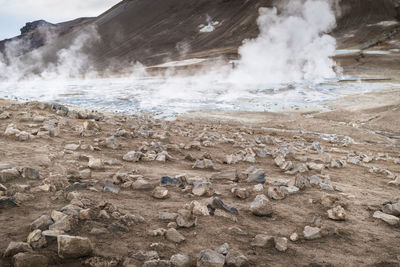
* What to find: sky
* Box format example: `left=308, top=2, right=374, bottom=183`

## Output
left=0, top=0, right=121, bottom=40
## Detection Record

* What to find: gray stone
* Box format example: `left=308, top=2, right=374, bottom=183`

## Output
left=274, top=237, right=288, bottom=252
left=170, top=254, right=190, bottom=267
left=251, top=234, right=274, bottom=247
left=153, top=186, right=169, bottom=199
left=49, top=215, right=76, bottom=232
left=57, top=235, right=93, bottom=259
left=373, top=211, right=400, bottom=226
left=142, top=260, right=172, bottom=267
left=250, top=194, right=273, bottom=216
left=3, top=242, right=33, bottom=257
left=303, top=226, right=322, bottom=240
left=21, top=168, right=40, bottom=180
left=12, top=252, right=49, bottom=267
left=30, top=215, right=53, bottom=231
left=246, top=167, right=266, bottom=184
left=231, top=188, right=249, bottom=199
left=216, top=243, right=230, bottom=255
left=192, top=159, right=215, bottom=170
left=211, top=170, right=238, bottom=181
left=104, top=179, right=119, bottom=194
left=225, top=251, right=249, bottom=267
left=123, top=151, right=143, bottom=162
left=197, top=249, right=225, bottom=267
left=0, top=168, right=20, bottom=182
left=267, top=187, right=286, bottom=200
left=192, top=182, right=214, bottom=197
left=165, top=228, right=185, bottom=243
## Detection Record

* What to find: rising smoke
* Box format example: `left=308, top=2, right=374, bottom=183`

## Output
left=231, top=0, right=338, bottom=85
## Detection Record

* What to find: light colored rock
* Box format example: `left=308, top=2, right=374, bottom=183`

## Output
left=132, top=177, right=152, bottom=190
left=210, top=170, right=238, bottom=181
left=267, top=187, right=286, bottom=200
left=57, top=235, right=93, bottom=259
left=216, top=243, right=229, bottom=255
left=27, top=229, right=47, bottom=249
left=250, top=194, right=273, bottom=216
left=327, top=205, right=346, bottom=221
left=192, top=159, right=215, bottom=170
left=274, top=237, right=288, bottom=252
left=197, top=249, right=225, bottom=267
left=170, top=254, right=191, bottom=267
left=123, top=151, right=143, bottom=162
left=191, top=201, right=210, bottom=216
left=290, top=232, right=299, bottom=242
left=88, top=158, right=103, bottom=169
left=303, top=226, right=321, bottom=240
left=153, top=186, right=169, bottom=199
left=192, top=182, right=214, bottom=197
left=253, top=184, right=264, bottom=192
left=373, top=211, right=400, bottom=226
left=49, top=215, right=75, bottom=232
left=165, top=228, right=185, bottom=244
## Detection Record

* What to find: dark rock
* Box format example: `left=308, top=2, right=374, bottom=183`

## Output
left=209, top=197, right=239, bottom=215
left=160, top=176, right=182, bottom=187
left=108, top=224, right=129, bottom=232
left=21, top=168, right=40, bottom=180
left=65, top=183, right=88, bottom=192
left=30, top=215, right=53, bottom=231
left=0, top=196, right=19, bottom=208
left=20, top=20, right=55, bottom=35
left=51, top=103, right=69, bottom=116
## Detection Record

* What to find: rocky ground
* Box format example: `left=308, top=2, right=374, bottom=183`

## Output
left=0, top=94, right=399, bottom=267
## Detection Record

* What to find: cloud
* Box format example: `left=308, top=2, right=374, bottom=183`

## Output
left=0, top=0, right=121, bottom=39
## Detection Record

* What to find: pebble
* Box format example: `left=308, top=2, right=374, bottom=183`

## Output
left=231, top=187, right=249, bottom=199
left=88, top=157, right=104, bottom=169
left=251, top=234, right=274, bottom=247
left=104, top=179, right=120, bottom=194
left=21, top=167, right=40, bottom=180
left=192, top=159, right=215, bottom=170
left=216, top=243, right=230, bottom=255
left=267, top=186, right=286, bottom=200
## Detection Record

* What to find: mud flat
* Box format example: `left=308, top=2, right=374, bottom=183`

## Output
left=0, top=87, right=399, bottom=267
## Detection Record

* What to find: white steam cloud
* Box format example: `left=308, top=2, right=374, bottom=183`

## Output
left=232, top=0, right=338, bottom=85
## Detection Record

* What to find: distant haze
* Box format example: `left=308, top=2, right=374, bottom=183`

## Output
left=0, top=0, right=121, bottom=40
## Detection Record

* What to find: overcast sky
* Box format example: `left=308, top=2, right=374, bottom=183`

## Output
left=0, top=0, right=121, bottom=40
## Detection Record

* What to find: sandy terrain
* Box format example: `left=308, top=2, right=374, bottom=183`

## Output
left=0, top=87, right=399, bottom=266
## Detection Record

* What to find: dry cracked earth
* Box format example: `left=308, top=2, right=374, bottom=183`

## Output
left=0, top=98, right=399, bottom=267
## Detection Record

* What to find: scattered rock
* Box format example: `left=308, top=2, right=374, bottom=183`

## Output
left=373, top=211, right=400, bottom=226
left=250, top=194, right=273, bottom=216
left=21, top=168, right=40, bottom=180
left=274, top=237, right=288, bottom=252
left=244, top=167, right=266, bottom=184
left=57, top=235, right=93, bottom=259
left=231, top=188, right=249, bottom=199
left=123, top=151, right=143, bottom=162
left=165, top=228, right=185, bottom=243
left=197, top=249, right=225, bottom=267
left=170, top=254, right=191, bottom=267
left=225, top=251, right=250, bottom=267
left=88, top=157, right=104, bottom=169
left=211, top=170, right=238, bottom=182
left=290, top=232, right=299, bottom=242
left=104, top=179, right=120, bottom=194
left=27, top=229, right=47, bottom=249
left=192, top=182, right=214, bottom=197
left=161, top=176, right=182, bottom=187
left=30, top=215, right=53, bottom=231
left=303, top=226, right=322, bottom=240
left=153, top=186, right=169, bottom=199
left=251, top=234, right=274, bottom=247
left=3, top=242, right=33, bottom=257
left=191, top=200, right=210, bottom=216
left=12, top=252, right=49, bottom=267
left=267, top=187, right=286, bottom=200
left=327, top=205, right=346, bottom=221
left=192, top=159, right=215, bottom=170
left=216, top=243, right=230, bottom=255
left=209, top=197, right=239, bottom=215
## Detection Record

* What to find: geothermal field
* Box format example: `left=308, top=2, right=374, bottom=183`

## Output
left=0, top=0, right=400, bottom=266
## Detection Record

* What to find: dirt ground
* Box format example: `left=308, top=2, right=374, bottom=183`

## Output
left=0, top=85, right=399, bottom=267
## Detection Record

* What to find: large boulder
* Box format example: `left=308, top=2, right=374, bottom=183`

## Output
left=197, top=249, right=225, bottom=267
left=12, top=252, right=49, bottom=267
